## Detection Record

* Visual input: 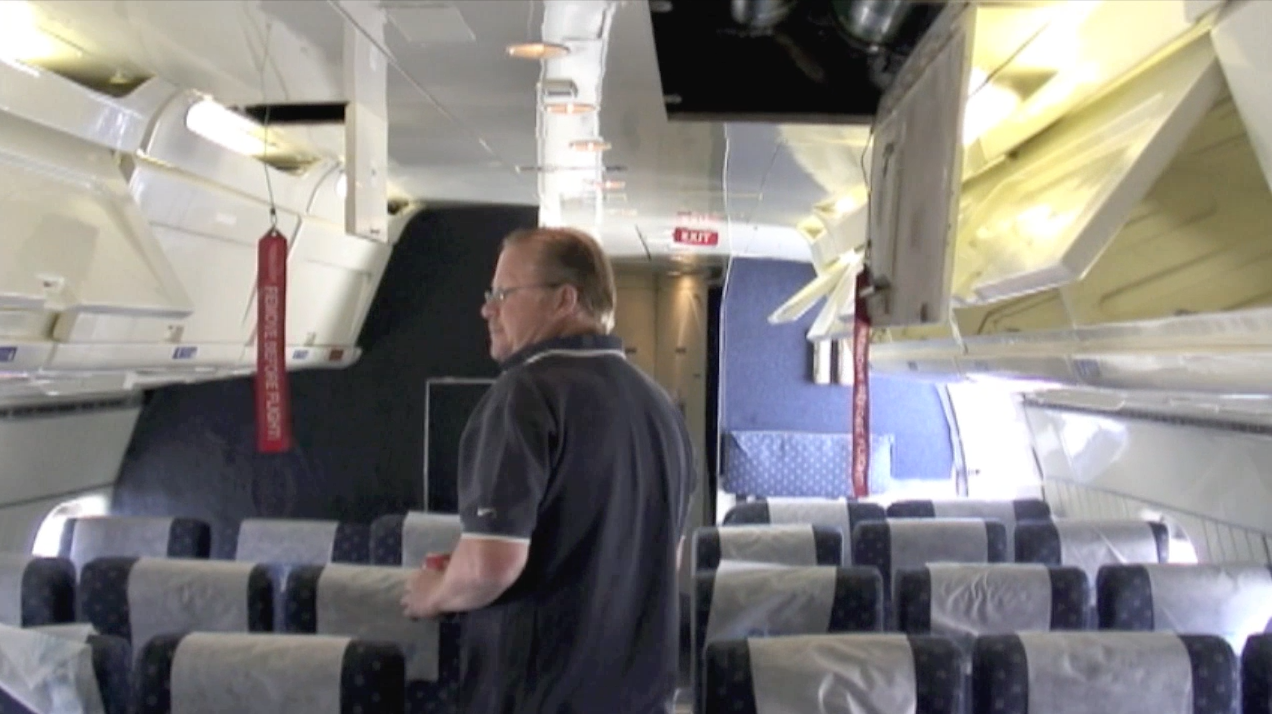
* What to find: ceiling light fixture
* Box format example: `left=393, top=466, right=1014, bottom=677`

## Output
left=569, top=138, right=611, bottom=153
left=507, top=42, right=570, bottom=60
left=544, top=101, right=597, bottom=115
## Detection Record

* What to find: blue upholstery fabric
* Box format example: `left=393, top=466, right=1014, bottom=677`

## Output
left=79, top=558, right=272, bottom=646
left=283, top=566, right=461, bottom=714
left=896, top=565, right=1088, bottom=634
left=722, top=501, right=887, bottom=528
left=974, top=633, right=1237, bottom=714
left=720, top=430, right=893, bottom=498
left=87, top=633, right=131, bottom=714
left=1096, top=564, right=1155, bottom=630
left=1243, top=633, right=1272, bottom=714
left=702, top=635, right=964, bottom=714
left=886, top=499, right=1051, bottom=521
left=694, top=526, right=844, bottom=572
left=20, top=557, right=75, bottom=626
left=134, top=634, right=406, bottom=714
left=332, top=523, right=370, bottom=564
left=370, top=515, right=407, bottom=565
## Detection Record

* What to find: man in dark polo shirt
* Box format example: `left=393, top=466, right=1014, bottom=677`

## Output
left=401, top=226, right=697, bottom=713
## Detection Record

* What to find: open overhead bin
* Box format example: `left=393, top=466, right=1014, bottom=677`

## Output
left=952, top=34, right=1224, bottom=305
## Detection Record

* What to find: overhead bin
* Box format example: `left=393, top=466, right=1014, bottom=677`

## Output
left=952, top=35, right=1224, bottom=305
left=0, top=108, right=193, bottom=327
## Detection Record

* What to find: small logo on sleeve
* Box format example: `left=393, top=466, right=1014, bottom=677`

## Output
left=475, top=507, right=497, bottom=518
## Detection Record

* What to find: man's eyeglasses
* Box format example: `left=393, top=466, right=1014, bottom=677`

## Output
left=483, top=283, right=562, bottom=304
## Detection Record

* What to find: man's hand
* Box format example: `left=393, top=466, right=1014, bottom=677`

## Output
left=400, top=567, right=445, bottom=619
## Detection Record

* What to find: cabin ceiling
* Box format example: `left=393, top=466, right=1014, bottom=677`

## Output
left=16, top=0, right=1067, bottom=269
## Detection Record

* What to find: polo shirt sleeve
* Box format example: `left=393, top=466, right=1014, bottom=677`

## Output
left=458, top=374, right=554, bottom=542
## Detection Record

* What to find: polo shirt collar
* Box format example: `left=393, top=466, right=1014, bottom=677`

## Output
left=499, top=333, right=625, bottom=371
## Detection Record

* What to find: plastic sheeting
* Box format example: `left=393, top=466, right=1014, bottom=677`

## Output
left=748, top=634, right=917, bottom=714
left=928, top=564, right=1052, bottom=655
left=170, top=633, right=347, bottom=714
left=316, top=564, right=439, bottom=682
left=890, top=520, right=989, bottom=591
left=766, top=499, right=851, bottom=527
left=29, top=625, right=98, bottom=643
left=234, top=520, right=337, bottom=564
left=1019, top=632, right=1192, bottom=714
left=715, top=561, right=792, bottom=575
left=127, top=559, right=253, bottom=661
left=705, top=567, right=837, bottom=645
left=0, top=624, right=104, bottom=714
left=931, top=501, right=1022, bottom=559
left=1146, top=564, right=1272, bottom=654
left=69, top=518, right=173, bottom=573
left=1057, top=521, right=1159, bottom=601
left=719, top=525, right=818, bottom=566
left=0, top=555, right=31, bottom=627
left=401, top=513, right=462, bottom=569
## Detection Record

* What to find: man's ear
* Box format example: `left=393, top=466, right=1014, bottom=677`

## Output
left=556, top=283, right=581, bottom=315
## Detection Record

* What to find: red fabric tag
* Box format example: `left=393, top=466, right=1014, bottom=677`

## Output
left=850, top=268, right=872, bottom=498
left=255, top=228, right=292, bottom=453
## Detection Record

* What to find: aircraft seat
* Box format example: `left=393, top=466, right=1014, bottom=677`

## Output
left=60, top=516, right=211, bottom=573
left=284, top=563, right=460, bottom=714
left=693, top=525, right=843, bottom=572
left=79, top=557, right=272, bottom=658
left=703, top=633, right=964, bottom=714
left=886, top=498, right=1050, bottom=560
left=0, top=624, right=131, bottom=714
left=135, top=632, right=404, bottom=714
left=692, top=566, right=882, bottom=710
left=1016, top=519, right=1169, bottom=615
left=1098, top=563, right=1272, bottom=654
left=370, top=512, right=462, bottom=567
left=722, top=500, right=884, bottom=560
left=974, top=632, right=1237, bottom=714
left=852, top=519, right=1009, bottom=617
left=232, top=518, right=369, bottom=565
left=0, top=553, right=75, bottom=626
left=896, top=564, right=1088, bottom=651
left=1241, top=633, right=1272, bottom=713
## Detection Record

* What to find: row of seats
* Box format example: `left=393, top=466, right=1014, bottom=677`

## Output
left=702, top=629, right=1256, bottom=714
left=58, top=512, right=463, bottom=572
left=0, top=555, right=460, bottom=713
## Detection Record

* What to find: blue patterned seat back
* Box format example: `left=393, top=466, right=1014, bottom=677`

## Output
left=59, top=516, right=210, bottom=573
left=86, top=633, right=131, bottom=714
left=704, top=634, right=964, bottom=714
left=1242, top=633, right=1272, bottom=713
left=0, top=554, right=75, bottom=626
left=720, top=431, right=894, bottom=498
left=1098, top=563, right=1272, bottom=654
left=135, top=632, right=405, bottom=713
left=79, top=557, right=272, bottom=657
left=974, top=632, right=1237, bottom=714
left=284, top=564, right=461, bottom=713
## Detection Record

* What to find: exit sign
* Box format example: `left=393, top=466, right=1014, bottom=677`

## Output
left=673, top=227, right=719, bottom=247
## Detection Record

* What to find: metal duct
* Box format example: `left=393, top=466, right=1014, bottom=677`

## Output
left=833, top=0, right=914, bottom=46
left=730, top=0, right=797, bottom=30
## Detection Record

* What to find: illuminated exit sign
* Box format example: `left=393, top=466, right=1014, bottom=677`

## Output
left=672, top=227, right=719, bottom=247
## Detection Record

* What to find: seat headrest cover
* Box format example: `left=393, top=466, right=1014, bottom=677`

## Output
left=717, top=525, right=818, bottom=566
left=169, top=633, right=349, bottom=714
left=705, top=567, right=837, bottom=646
left=401, top=513, right=462, bottom=569
left=748, top=634, right=918, bottom=714
left=126, top=559, right=256, bottom=659
left=0, top=622, right=104, bottom=714
left=235, top=519, right=338, bottom=564
left=316, top=564, right=440, bottom=681
left=69, top=518, right=173, bottom=573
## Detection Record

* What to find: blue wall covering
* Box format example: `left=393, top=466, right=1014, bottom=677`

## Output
left=719, top=257, right=954, bottom=482
left=111, top=205, right=536, bottom=556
